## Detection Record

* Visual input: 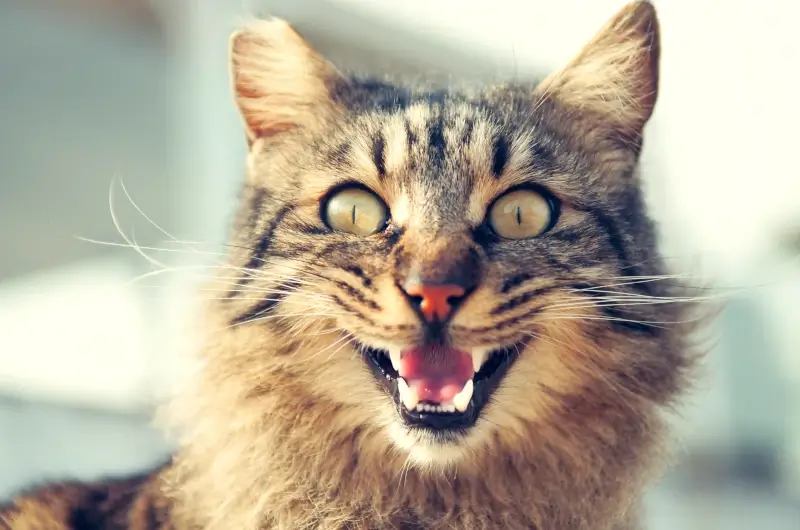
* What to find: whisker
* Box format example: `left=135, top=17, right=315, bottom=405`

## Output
left=542, top=297, right=708, bottom=312
left=564, top=287, right=732, bottom=302
left=105, top=180, right=168, bottom=270
left=297, top=333, right=352, bottom=364
left=224, top=310, right=343, bottom=330
left=323, top=335, right=358, bottom=363
left=536, top=313, right=703, bottom=327
left=119, top=179, right=186, bottom=247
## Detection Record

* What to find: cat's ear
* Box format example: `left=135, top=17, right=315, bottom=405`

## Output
left=229, top=19, right=344, bottom=143
left=535, top=1, right=660, bottom=139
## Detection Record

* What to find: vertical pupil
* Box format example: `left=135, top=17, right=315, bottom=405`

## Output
left=351, top=204, right=357, bottom=224
left=516, top=205, right=522, bottom=225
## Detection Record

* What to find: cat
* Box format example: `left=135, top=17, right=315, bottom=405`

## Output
left=0, top=2, right=702, bottom=529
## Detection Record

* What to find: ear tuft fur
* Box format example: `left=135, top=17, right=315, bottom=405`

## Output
left=230, top=19, right=342, bottom=141
left=536, top=1, right=660, bottom=138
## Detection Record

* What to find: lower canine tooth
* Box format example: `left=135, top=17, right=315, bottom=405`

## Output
left=397, top=378, right=419, bottom=410
left=453, top=380, right=474, bottom=413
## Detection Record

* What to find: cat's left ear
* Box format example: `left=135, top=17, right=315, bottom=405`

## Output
left=535, top=1, right=660, bottom=141
left=229, top=19, right=344, bottom=144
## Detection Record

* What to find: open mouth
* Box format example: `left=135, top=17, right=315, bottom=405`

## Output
left=359, top=342, right=522, bottom=433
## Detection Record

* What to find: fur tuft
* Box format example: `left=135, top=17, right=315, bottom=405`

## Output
left=536, top=1, right=660, bottom=139
left=230, top=19, right=344, bottom=141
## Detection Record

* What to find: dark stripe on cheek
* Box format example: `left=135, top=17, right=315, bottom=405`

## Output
left=500, top=272, right=534, bottom=294
left=229, top=280, right=297, bottom=327
left=491, top=135, right=509, bottom=178
left=575, top=206, right=634, bottom=276
left=232, top=203, right=295, bottom=294
left=548, top=226, right=583, bottom=244
left=332, top=279, right=381, bottom=311
left=372, top=133, right=386, bottom=178
left=490, top=284, right=562, bottom=316
left=313, top=239, right=355, bottom=259
left=245, top=187, right=268, bottom=235
left=543, top=252, right=575, bottom=274
left=331, top=295, right=377, bottom=326
left=343, top=265, right=373, bottom=289
left=292, top=222, right=330, bottom=236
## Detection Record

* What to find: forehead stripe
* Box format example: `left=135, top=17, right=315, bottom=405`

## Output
left=491, top=135, right=510, bottom=178
left=372, top=133, right=386, bottom=179
left=427, top=114, right=446, bottom=170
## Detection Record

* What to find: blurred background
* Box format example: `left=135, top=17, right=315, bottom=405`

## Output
left=0, top=0, right=799, bottom=528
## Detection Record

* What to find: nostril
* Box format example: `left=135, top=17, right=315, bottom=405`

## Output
left=409, top=294, right=424, bottom=309
left=446, top=293, right=464, bottom=305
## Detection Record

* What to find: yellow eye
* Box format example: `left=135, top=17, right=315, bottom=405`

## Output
left=488, top=188, right=554, bottom=240
left=324, top=187, right=389, bottom=236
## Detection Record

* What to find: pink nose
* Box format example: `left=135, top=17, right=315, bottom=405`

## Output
left=402, top=282, right=466, bottom=322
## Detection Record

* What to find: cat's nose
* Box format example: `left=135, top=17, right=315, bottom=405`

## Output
left=401, top=281, right=467, bottom=323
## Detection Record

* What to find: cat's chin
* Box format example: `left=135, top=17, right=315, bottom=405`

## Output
left=386, top=421, right=475, bottom=468
left=357, top=341, right=523, bottom=437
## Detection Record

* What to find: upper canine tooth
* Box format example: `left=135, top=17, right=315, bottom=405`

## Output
left=389, top=349, right=402, bottom=372
left=397, top=378, right=419, bottom=410
left=453, top=379, right=474, bottom=413
left=472, top=349, right=490, bottom=373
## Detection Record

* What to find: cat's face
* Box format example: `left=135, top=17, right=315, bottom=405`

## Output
left=220, top=2, right=678, bottom=467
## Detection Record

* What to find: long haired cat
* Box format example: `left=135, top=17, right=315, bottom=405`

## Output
left=1, top=2, right=701, bottom=529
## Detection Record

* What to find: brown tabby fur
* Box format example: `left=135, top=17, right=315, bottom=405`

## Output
left=1, top=2, right=704, bottom=529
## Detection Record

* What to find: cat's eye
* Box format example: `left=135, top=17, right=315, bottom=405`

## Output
left=488, top=188, right=554, bottom=240
left=323, top=187, right=389, bottom=236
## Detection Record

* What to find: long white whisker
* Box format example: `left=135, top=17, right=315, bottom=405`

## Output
left=222, top=311, right=343, bottom=331
left=77, top=237, right=222, bottom=257
left=564, top=287, right=731, bottom=302
left=297, top=333, right=352, bottom=364
left=119, top=179, right=185, bottom=246
left=536, top=313, right=703, bottom=327
left=107, top=179, right=168, bottom=269
left=542, top=297, right=705, bottom=312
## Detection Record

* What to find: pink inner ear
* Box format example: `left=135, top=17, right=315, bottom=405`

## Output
left=230, top=21, right=341, bottom=141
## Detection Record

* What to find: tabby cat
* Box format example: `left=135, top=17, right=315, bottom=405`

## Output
left=1, top=2, right=700, bottom=529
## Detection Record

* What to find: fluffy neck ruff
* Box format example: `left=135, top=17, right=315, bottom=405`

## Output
left=162, top=314, right=685, bottom=530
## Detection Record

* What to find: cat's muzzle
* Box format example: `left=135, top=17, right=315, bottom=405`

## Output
left=360, top=343, right=522, bottom=433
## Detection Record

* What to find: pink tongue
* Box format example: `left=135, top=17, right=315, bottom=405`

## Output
left=398, top=346, right=473, bottom=404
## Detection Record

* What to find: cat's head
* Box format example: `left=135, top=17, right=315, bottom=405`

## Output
left=214, top=1, right=688, bottom=468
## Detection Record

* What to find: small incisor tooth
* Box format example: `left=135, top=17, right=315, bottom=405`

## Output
left=472, top=349, right=490, bottom=373
left=397, top=378, right=419, bottom=410
left=453, top=379, right=474, bottom=413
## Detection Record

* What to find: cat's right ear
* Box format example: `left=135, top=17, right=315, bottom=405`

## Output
left=229, top=20, right=344, bottom=144
left=534, top=1, right=660, bottom=143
